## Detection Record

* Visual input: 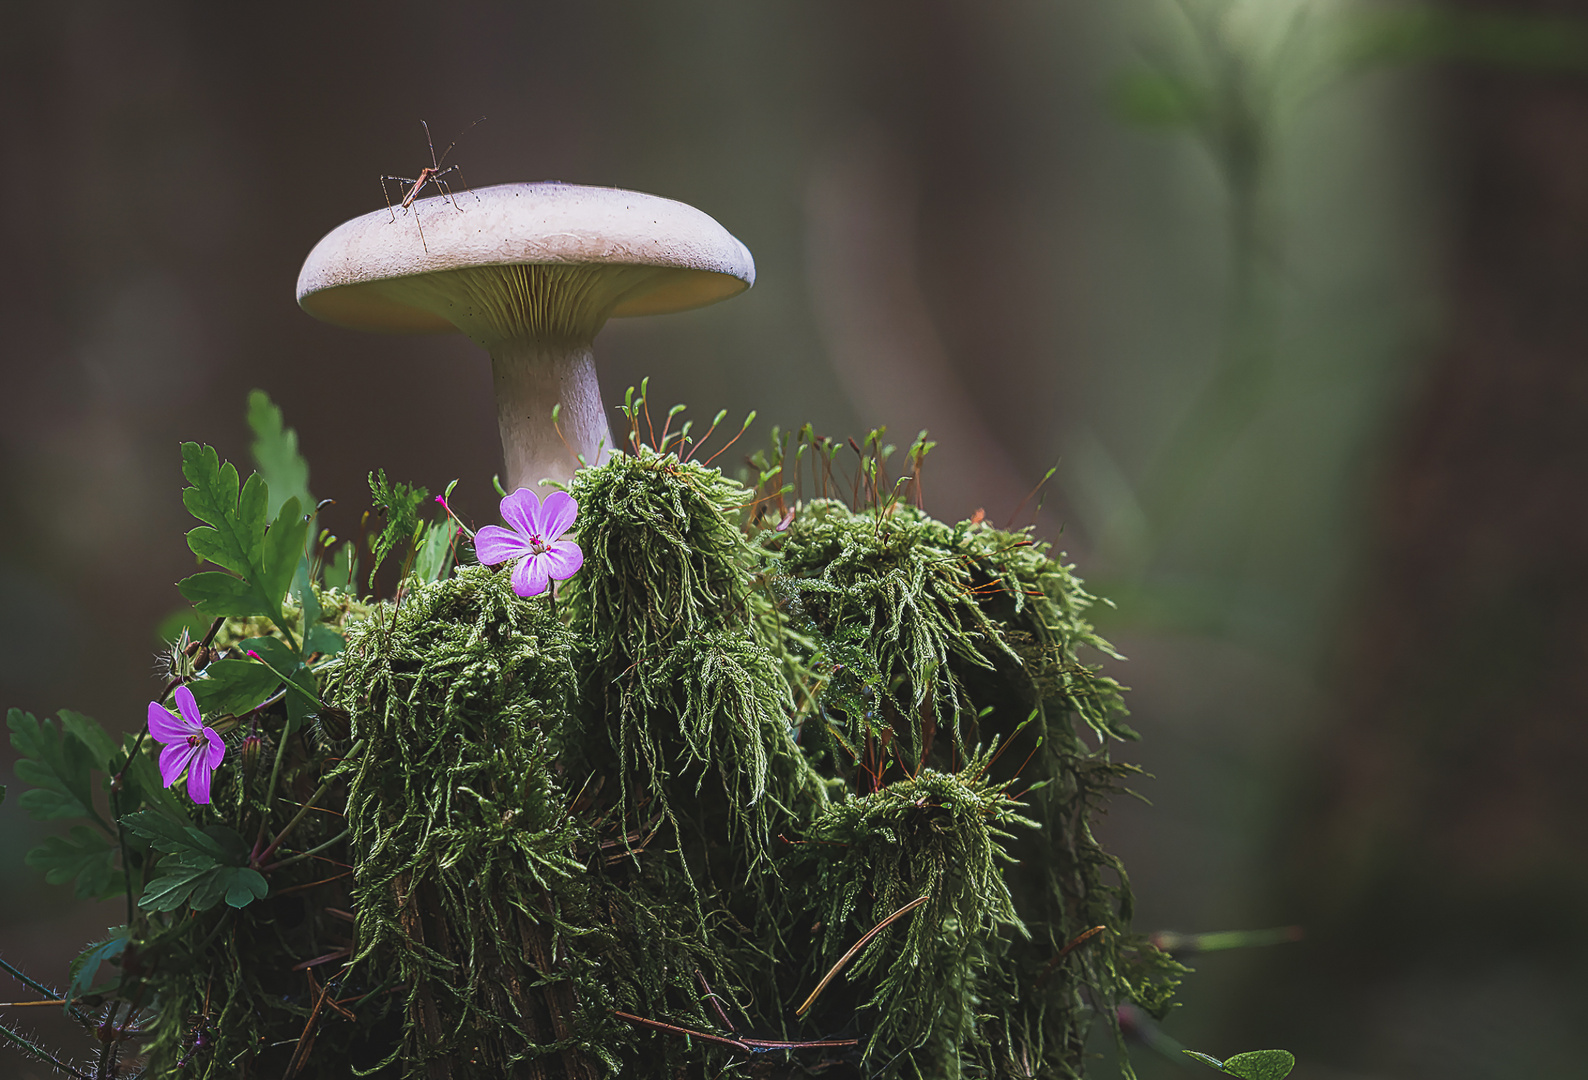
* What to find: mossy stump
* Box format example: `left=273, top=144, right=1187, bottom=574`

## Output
left=128, top=445, right=1178, bottom=1080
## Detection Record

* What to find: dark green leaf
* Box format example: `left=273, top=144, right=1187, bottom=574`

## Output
left=67, top=928, right=129, bottom=1004
left=26, top=826, right=123, bottom=900
left=247, top=389, right=312, bottom=518
left=140, top=859, right=266, bottom=913
left=1221, top=1051, right=1296, bottom=1080
left=121, top=810, right=229, bottom=862
left=187, top=656, right=281, bottom=716
left=58, top=711, right=118, bottom=773
left=261, top=496, right=309, bottom=620
left=190, top=866, right=269, bottom=911
left=138, top=859, right=215, bottom=912
left=8, top=709, right=103, bottom=825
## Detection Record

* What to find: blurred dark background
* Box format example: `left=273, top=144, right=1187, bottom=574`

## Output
left=3, top=2, right=1587, bottom=1077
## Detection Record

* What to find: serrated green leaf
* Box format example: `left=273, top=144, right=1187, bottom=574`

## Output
left=181, top=442, right=264, bottom=578
left=177, top=443, right=309, bottom=634
left=58, top=711, right=118, bottom=773
left=190, top=866, right=269, bottom=911
left=8, top=709, right=105, bottom=826
left=186, top=656, right=279, bottom=716
left=223, top=868, right=270, bottom=908
left=261, top=496, right=308, bottom=617
left=247, top=390, right=312, bottom=518
left=177, top=571, right=260, bottom=618
left=1221, top=1051, right=1296, bottom=1080
left=26, top=826, right=123, bottom=900
left=67, top=928, right=129, bottom=1005
left=140, top=860, right=266, bottom=913
left=138, top=861, right=214, bottom=912
left=121, top=810, right=229, bottom=861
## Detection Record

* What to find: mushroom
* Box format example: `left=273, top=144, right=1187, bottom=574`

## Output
left=296, top=182, right=755, bottom=494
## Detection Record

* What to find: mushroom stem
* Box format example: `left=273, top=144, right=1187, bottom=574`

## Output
left=490, top=336, right=613, bottom=496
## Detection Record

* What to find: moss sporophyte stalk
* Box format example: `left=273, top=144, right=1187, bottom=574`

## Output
left=3, top=392, right=1193, bottom=1080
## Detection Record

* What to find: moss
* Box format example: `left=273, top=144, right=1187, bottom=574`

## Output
left=326, top=563, right=590, bottom=1078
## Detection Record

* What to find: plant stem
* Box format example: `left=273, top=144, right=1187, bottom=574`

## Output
left=256, top=740, right=363, bottom=868
left=262, top=829, right=350, bottom=873
left=0, top=1020, right=89, bottom=1080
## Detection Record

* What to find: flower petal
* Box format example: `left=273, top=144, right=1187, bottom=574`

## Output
left=202, top=727, right=226, bottom=770
left=174, top=685, right=203, bottom=731
left=499, top=487, right=543, bottom=539
left=512, top=552, right=551, bottom=598
left=540, top=539, right=584, bottom=581
left=186, top=755, right=214, bottom=805
left=148, top=701, right=190, bottom=745
left=159, top=741, right=193, bottom=788
left=539, top=491, right=578, bottom=542
left=473, top=525, right=532, bottom=567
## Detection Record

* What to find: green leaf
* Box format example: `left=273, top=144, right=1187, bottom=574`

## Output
left=176, top=442, right=309, bottom=631
left=181, top=442, right=265, bottom=579
left=324, top=540, right=357, bottom=593
left=58, top=711, right=118, bottom=773
left=412, top=519, right=454, bottom=583
left=8, top=709, right=104, bottom=825
left=121, top=810, right=229, bottom=862
left=25, top=826, right=123, bottom=900
left=305, top=623, right=345, bottom=657
left=1221, top=1051, right=1296, bottom=1080
left=187, top=656, right=281, bottom=717
left=176, top=571, right=257, bottom=617
left=192, top=866, right=269, bottom=911
left=247, top=389, right=312, bottom=518
left=1184, top=1050, right=1296, bottom=1080
left=295, top=557, right=321, bottom=629
left=67, top=928, right=129, bottom=1004
left=140, top=857, right=267, bottom=912
left=138, top=858, right=215, bottom=912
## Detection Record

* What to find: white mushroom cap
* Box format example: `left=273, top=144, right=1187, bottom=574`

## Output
left=294, top=182, right=755, bottom=495
left=296, top=181, right=755, bottom=342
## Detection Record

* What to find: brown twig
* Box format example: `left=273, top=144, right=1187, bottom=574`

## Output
left=1033, top=925, right=1107, bottom=989
left=795, top=895, right=930, bottom=1017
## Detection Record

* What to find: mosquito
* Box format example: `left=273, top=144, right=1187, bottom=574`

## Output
left=380, top=117, right=485, bottom=252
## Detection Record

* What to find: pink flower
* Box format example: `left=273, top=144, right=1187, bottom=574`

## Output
left=147, top=685, right=226, bottom=804
left=473, top=488, right=584, bottom=598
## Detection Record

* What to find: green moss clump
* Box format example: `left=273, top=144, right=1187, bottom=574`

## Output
left=326, top=563, right=590, bottom=1078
